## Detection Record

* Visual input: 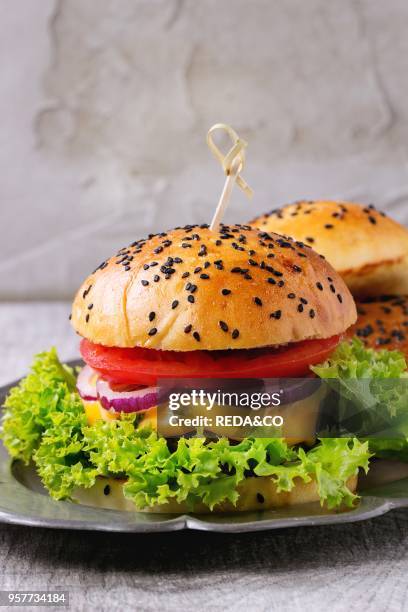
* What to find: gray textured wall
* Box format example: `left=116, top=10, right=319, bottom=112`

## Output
left=1, top=0, right=407, bottom=299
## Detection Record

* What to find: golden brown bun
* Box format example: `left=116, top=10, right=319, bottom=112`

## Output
left=249, top=201, right=408, bottom=298
left=71, top=224, right=356, bottom=350
left=73, top=474, right=358, bottom=514
left=347, top=295, right=408, bottom=360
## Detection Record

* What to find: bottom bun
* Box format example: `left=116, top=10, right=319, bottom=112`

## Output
left=343, top=256, right=408, bottom=298
left=73, top=473, right=358, bottom=514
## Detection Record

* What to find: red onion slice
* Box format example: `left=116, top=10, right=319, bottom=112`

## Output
left=77, top=365, right=99, bottom=401
left=96, top=378, right=158, bottom=413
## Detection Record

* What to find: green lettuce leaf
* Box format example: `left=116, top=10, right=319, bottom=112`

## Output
left=1, top=349, right=371, bottom=511
left=312, top=339, right=408, bottom=458
left=1, top=348, right=97, bottom=498
left=312, top=338, right=407, bottom=380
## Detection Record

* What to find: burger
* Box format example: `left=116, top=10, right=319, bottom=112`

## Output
left=249, top=200, right=408, bottom=298
left=249, top=200, right=408, bottom=362
left=7, top=223, right=408, bottom=514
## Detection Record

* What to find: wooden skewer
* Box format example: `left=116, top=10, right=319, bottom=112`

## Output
left=207, top=123, right=253, bottom=232
left=210, top=158, right=242, bottom=231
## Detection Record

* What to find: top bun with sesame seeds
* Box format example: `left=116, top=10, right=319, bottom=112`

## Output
left=71, top=224, right=356, bottom=351
left=249, top=201, right=408, bottom=299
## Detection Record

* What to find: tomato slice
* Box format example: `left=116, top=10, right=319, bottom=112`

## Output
left=80, top=335, right=341, bottom=386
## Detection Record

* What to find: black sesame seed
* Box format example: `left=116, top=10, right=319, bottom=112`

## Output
left=337, top=294, right=343, bottom=303
left=153, top=275, right=160, bottom=282
left=124, top=265, right=131, bottom=271
left=148, top=328, right=157, bottom=336
left=141, top=280, right=149, bottom=286
left=200, top=273, right=210, bottom=280
left=277, top=280, right=285, bottom=287
left=171, top=300, right=179, bottom=309
left=270, top=310, right=282, bottom=320
left=82, top=284, right=92, bottom=299
left=298, top=304, right=304, bottom=313
left=215, top=240, right=222, bottom=246
left=193, top=331, right=200, bottom=342
left=300, top=297, right=308, bottom=305
left=306, top=237, right=315, bottom=244
left=287, top=293, right=296, bottom=299
left=316, top=282, right=323, bottom=291
left=149, top=312, right=155, bottom=321
left=232, top=329, right=239, bottom=339
left=154, top=246, right=163, bottom=254
left=85, top=314, right=90, bottom=323
left=182, top=272, right=190, bottom=279
left=143, top=264, right=149, bottom=270
left=254, top=297, right=263, bottom=306
left=357, top=325, right=374, bottom=338
left=188, top=295, right=195, bottom=304
left=309, top=309, right=316, bottom=318
left=194, top=267, right=202, bottom=274
left=324, top=224, right=334, bottom=229
left=87, top=303, right=93, bottom=310
left=222, top=289, right=231, bottom=296
left=267, top=278, right=276, bottom=285
left=292, top=264, right=302, bottom=273
left=330, top=284, right=336, bottom=293
left=368, top=216, right=377, bottom=225
left=219, top=321, right=229, bottom=332
left=184, top=324, right=192, bottom=334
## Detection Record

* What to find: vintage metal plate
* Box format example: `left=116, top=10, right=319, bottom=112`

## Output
left=2, top=369, right=408, bottom=533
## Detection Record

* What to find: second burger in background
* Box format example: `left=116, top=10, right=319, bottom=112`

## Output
left=249, top=200, right=408, bottom=298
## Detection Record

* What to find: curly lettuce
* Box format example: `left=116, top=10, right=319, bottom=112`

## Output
left=313, top=339, right=408, bottom=458
left=312, top=338, right=407, bottom=380
left=1, top=349, right=370, bottom=510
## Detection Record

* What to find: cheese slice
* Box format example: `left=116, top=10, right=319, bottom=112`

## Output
left=83, top=399, right=119, bottom=425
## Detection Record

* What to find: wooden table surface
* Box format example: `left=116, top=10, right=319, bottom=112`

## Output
left=1, top=303, right=408, bottom=612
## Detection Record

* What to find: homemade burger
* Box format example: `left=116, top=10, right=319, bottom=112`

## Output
left=4, top=223, right=391, bottom=514
left=249, top=200, right=408, bottom=298
left=3, top=223, right=374, bottom=513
